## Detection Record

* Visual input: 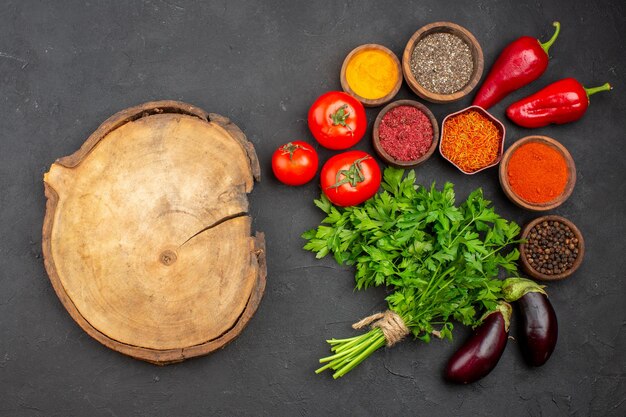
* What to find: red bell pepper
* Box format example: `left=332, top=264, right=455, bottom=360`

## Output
left=506, top=78, right=611, bottom=128
left=473, top=22, right=560, bottom=110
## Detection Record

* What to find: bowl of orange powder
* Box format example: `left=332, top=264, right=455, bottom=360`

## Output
left=340, top=44, right=402, bottom=107
left=439, top=106, right=505, bottom=174
left=499, top=135, right=576, bottom=211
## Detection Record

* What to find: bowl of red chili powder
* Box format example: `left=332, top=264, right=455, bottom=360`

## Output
left=372, top=100, right=438, bottom=168
left=499, top=135, right=576, bottom=211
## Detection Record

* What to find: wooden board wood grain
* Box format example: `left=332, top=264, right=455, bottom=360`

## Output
left=42, top=101, right=266, bottom=364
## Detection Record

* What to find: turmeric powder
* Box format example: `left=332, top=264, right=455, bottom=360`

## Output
left=345, top=48, right=398, bottom=100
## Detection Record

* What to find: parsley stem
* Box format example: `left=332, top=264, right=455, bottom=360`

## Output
left=333, top=331, right=386, bottom=379
left=327, top=335, right=362, bottom=344
left=315, top=328, right=387, bottom=378
left=479, top=238, right=524, bottom=261
left=330, top=340, right=366, bottom=356
left=451, top=215, right=477, bottom=247
left=418, top=266, right=455, bottom=305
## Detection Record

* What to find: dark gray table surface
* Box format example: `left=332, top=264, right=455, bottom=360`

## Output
left=1, top=1, right=624, bottom=416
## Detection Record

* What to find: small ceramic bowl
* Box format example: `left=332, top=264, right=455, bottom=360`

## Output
left=340, top=44, right=402, bottom=107
left=499, top=135, right=576, bottom=211
left=402, top=22, right=484, bottom=103
left=372, top=100, right=439, bottom=168
left=439, top=105, right=506, bottom=175
left=519, top=215, right=585, bottom=281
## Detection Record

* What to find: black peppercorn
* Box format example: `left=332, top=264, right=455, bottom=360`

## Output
left=524, top=219, right=580, bottom=276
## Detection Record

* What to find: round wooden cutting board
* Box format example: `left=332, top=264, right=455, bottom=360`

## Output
left=42, top=101, right=266, bottom=364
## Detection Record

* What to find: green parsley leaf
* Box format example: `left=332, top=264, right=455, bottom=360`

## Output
left=303, top=168, right=522, bottom=340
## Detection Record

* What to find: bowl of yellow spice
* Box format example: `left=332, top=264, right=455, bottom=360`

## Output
left=340, top=44, right=402, bottom=107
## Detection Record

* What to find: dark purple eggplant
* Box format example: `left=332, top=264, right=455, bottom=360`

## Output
left=501, top=277, right=558, bottom=367
left=445, top=303, right=511, bottom=384
left=517, top=291, right=558, bottom=366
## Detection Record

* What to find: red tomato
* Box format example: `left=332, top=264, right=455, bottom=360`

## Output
left=320, top=151, right=381, bottom=207
left=272, top=141, right=319, bottom=186
left=308, top=91, right=367, bottom=150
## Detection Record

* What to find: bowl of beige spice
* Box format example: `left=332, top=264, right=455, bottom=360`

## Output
left=402, top=22, right=484, bottom=103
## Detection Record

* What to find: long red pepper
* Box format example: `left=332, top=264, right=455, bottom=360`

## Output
left=473, top=22, right=560, bottom=110
left=506, top=78, right=611, bottom=128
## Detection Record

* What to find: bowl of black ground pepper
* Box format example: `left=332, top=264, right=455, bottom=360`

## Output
left=402, top=22, right=484, bottom=103
left=520, top=215, right=585, bottom=281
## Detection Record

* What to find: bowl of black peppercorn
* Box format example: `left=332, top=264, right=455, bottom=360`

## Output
left=519, top=215, right=585, bottom=281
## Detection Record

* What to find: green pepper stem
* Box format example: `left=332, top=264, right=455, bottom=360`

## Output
left=539, top=21, right=560, bottom=55
left=584, top=82, right=612, bottom=97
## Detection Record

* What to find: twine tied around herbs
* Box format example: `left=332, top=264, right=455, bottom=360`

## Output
left=352, top=310, right=409, bottom=347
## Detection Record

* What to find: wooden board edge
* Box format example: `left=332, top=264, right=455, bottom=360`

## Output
left=169, top=232, right=267, bottom=364
left=42, top=102, right=266, bottom=364
left=141, top=232, right=267, bottom=364
left=208, top=113, right=261, bottom=182
left=44, top=185, right=267, bottom=364
left=54, top=101, right=210, bottom=169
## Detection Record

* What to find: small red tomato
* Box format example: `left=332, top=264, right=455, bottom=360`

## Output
left=320, top=150, right=381, bottom=207
left=308, top=91, right=367, bottom=150
left=272, top=141, right=319, bottom=186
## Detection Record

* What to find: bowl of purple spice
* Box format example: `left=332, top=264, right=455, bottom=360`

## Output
left=372, top=99, right=439, bottom=168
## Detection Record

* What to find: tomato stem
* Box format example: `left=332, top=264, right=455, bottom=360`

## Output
left=328, top=156, right=369, bottom=189
left=330, top=104, right=353, bottom=132
left=280, top=142, right=305, bottom=161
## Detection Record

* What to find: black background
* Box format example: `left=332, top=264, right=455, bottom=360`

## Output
left=1, top=1, right=624, bottom=416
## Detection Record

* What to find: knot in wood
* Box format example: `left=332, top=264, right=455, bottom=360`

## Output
left=160, top=250, right=177, bottom=266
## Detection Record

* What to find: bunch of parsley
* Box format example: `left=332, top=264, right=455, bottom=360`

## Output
left=303, top=168, right=521, bottom=378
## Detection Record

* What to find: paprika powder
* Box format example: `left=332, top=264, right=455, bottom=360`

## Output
left=507, top=142, right=568, bottom=203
